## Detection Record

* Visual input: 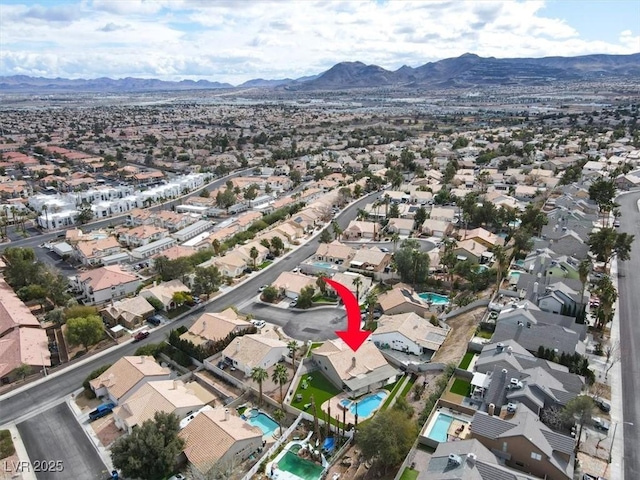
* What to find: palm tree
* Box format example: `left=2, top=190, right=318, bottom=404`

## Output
left=357, top=208, right=369, bottom=221
left=578, top=259, right=591, bottom=302
left=316, top=273, right=328, bottom=295
left=441, top=239, right=458, bottom=298
left=331, top=221, right=342, bottom=240
left=251, top=367, right=268, bottom=406
left=593, top=276, right=618, bottom=330
left=492, top=245, right=508, bottom=295
left=364, top=291, right=378, bottom=327
left=287, top=340, right=299, bottom=367
left=212, top=238, right=222, bottom=255
left=271, top=364, right=289, bottom=406
left=272, top=408, right=286, bottom=436
left=249, top=246, right=259, bottom=269
left=352, top=276, right=363, bottom=302
left=391, top=232, right=400, bottom=252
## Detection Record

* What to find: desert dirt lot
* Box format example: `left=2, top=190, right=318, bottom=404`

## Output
left=432, top=307, right=485, bottom=365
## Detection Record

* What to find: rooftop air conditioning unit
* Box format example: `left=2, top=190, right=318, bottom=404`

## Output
left=448, top=454, right=462, bottom=466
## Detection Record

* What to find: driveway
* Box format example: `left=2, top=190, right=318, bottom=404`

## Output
left=16, top=402, right=108, bottom=480
left=241, top=302, right=344, bottom=341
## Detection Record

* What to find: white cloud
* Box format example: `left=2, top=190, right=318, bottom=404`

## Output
left=0, top=0, right=637, bottom=84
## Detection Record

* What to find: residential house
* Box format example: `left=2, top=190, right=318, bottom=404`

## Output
left=213, top=251, right=248, bottom=278
left=491, top=319, right=585, bottom=356
left=342, top=220, right=378, bottom=240
left=180, top=309, right=253, bottom=347
left=514, top=274, right=587, bottom=316
left=0, top=279, right=50, bottom=384
left=311, top=339, right=399, bottom=397
left=271, top=271, right=316, bottom=299
left=348, top=247, right=392, bottom=276
left=378, top=284, right=433, bottom=317
left=178, top=407, right=263, bottom=476
left=118, top=225, right=168, bottom=248
left=459, top=228, right=505, bottom=249
left=545, top=231, right=589, bottom=260
left=386, top=218, right=415, bottom=236
left=221, top=335, right=288, bottom=377
left=325, top=272, right=372, bottom=302
left=89, top=356, right=171, bottom=404
left=100, top=296, right=155, bottom=329
left=173, top=220, right=213, bottom=243
left=421, top=439, right=542, bottom=480
left=70, top=265, right=141, bottom=305
left=374, top=310, right=447, bottom=350
left=75, top=236, right=122, bottom=266
left=236, top=241, right=269, bottom=269
left=313, top=241, right=356, bottom=267
left=113, top=380, right=206, bottom=433
left=130, top=237, right=177, bottom=260
left=421, top=218, right=454, bottom=238
left=273, top=221, right=304, bottom=243
left=496, top=303, right=587, bottom=340
left=454, top=239, right=490, bottom=264
left=470, top=404, right=575, bottom=480
left=140, top=279, right=191, bottom=311
left=429, top=206, right=457, bottom=223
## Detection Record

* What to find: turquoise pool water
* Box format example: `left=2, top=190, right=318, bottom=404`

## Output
left=312, top=261, right=334, bottom=268
left=476, top=265, right=489, bottom=273
left=246, top=411, right=278, bottom=436
left=509, top=271, right=522, bottom=281
left=276, top=450, right=324, bottom=480
left=418, top=292, right=450, bottom=305
left=341, top=391, right=389, bottom=418
left=427, top=413, right=454, bottom=442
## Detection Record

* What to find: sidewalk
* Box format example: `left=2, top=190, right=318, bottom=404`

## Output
left=1, top=425, right=37, bottom=480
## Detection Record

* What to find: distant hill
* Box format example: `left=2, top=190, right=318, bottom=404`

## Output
left=1, top=53, right=638, bottom=93
left=290, top=52, right=640, bottom=90
left=0, top=76, right=233, bottom=92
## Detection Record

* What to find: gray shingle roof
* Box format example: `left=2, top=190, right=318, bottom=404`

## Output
left=492, top=322, right=582, bottom=356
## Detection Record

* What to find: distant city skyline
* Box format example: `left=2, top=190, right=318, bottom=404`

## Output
left=1, top=0, right=639, bottom=85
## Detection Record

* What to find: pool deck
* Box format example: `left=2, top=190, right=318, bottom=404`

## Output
left=267, top=434, right=326, bottom=480
left=421, top=407, right=474, bottom=443
left=321, top=390, right=387, bottom=424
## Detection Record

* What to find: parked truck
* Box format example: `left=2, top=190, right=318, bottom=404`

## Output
left=89, top=402, right=116, bottom=421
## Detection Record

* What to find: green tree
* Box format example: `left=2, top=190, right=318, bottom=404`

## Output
left=393, top=240, right=430, bottom=286
left=12, top=363, right=31, bottom=381
left=391, top=232, right=400, bottom=251
left=492, top=245, right=508, bottom=293
left=287, top=340, right=299, bottom=366
left=211, top=238, right=222, bottom=255
left=261, top=285, right=278, bottom=303
left=45, top=307, right=66, bottom=325
left=358, top=409, right=417, bottom=472
left=271, top=364, right=289, bottom=406
left=111, top=412, right=185, bottom=480
left=146, top=296, right=164, bottom=311
left=592, top=275, right=618, bottom=330
left=75, top=204, right=94, bottom=225
left=251, top=367, right=269, bottom=406
left=413, top=206, right=427, bottom=231
left=271, top=236, right=285, bottom=255
left=331, top=221, right=342, bottom=240
left=290, top=169, right=302, bottom=185
left=353, top=183, right=363, bottom=198
left=519, top=204, right=548, bottom=237
left=319, top=228, right=333, bottom=243
left=296, top=285, right=316, bottom=309
left=199, top=188, right=210, bottom=198
left=249, top=246, right=259, bottom=269
left=192, top=266, right=222, bottom=299
left=171, top=291, right=192, bottom=307
left=588, top=227, right=634, bottom=270
left=316, top=273, right=328, bottom=295
left=578, top=259, right=591, bottom=303
left=272, top=408, right=286, bottom=436
left=388, top=203, right=400, bottom=219
left=353, top=276, right=363, bottom=302
left=510, top=228, right=534, bottom=260
left=588, top=178, right=617, bottom=226
left=65, top=315, right=104, bottom=352
left=562, top=395, right=595, bottom=452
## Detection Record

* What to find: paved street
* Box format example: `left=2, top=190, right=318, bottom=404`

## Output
left=612, top=191, right=640, bottom=480
left=0, top=189, right=382, bottom=425
left=16, top=403, right=108, bottom=480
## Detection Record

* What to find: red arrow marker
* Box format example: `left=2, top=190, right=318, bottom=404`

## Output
left=323, top=278, right=371, bottom=352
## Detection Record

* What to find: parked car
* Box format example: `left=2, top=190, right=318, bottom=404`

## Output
left=266, top=253, right=275, bottom=260
left=594, top=398, right=611, bottom=413
left=292, top=267, right=300, bottom=273
left=147, top=315, right=164, bottom=326
left=133, top=331, right=150, bottom=342
left=613, top=221, right=620, bottom=228
left=593, top=417, right=610, bottom=431
left=380, top=247, right=390, bottom=253
left=251, top=319, right=266, bottom=329
left=289, top=300, right=298, bottom=308
left=89, top=402, right=116, bottom=421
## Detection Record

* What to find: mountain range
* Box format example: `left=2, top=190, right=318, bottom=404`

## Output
left=1, top=53, right=638, bottom=93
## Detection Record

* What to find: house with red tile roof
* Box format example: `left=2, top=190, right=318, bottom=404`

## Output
left=0, top=278, right=50, bottom=383
left=70, top=265, right=141, bottom=305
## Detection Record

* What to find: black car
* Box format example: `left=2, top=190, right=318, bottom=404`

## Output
left=147, top=315, right=163, bottom=326
left=594, top=398, right=611, bottom=413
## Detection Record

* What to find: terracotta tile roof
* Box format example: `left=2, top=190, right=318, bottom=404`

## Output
left=179, top=407, right=262, bottom=471
left=181, top=309, right=252, bottom=346
left=378, top=283, right=429, bottom=312
left=0, top=327, right=50, bottom=377
left=314, top=241, right=355, bottom=261
left=76, top=265, right=139, bottom=291
left=154, top=245, right=196, bottom=261
left=125, top=225, right=168, bottom=240
left=75, top=236, right=121, bottom=259
left=113, top=380, right=204, bottom=429
left=271, top=271, right=316, bottom=295
left=222, top=335, right=287, bottom=369
left=140, top=279, right=190, bottom=306
left=313, top=339, right=391, bottom=382
left=374, top=312, right=448, bottom=351
left=89, top=356, right=170, bottom=401
left=0, top=279, right=40, bottom=335
left=101, top=297, right=154, bottom=323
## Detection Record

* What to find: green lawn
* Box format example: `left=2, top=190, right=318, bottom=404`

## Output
left=259, top=260, right=273, bottom=269
left=0, top=429, right=15, bottom=460
left=450, top=378, right=472, bottom=397
left=306, top=342, right=323, bottom=357
left=400, top=374, right=417, bottom=398
left=459, top=352, right=475, bottom=370
left=399, top=467, right=419, bottom=480
left=291, top=371, right=341, bottom=421
left=167, top=305, right=190, bottom=319
left=475, top=329, right=493, bottom=339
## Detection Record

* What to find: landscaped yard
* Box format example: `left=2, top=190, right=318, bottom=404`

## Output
left=306, top=342, right=323, bottom=357
left=291, top=371, right=340, bottom=418
left=312, top=295, right=338, bottom=304
left=167, top=305, right=190, bottom=319
left=0, top=429, right=15, bottom=459
left=259, top=260, right=273, bottom=269
left=459, top=352, right=475, bottom=370
left=475, top=328, right=493, bottom=339
left=450, top=378, right=472, bottom=396
left=399, top=467, right=419, bottom=480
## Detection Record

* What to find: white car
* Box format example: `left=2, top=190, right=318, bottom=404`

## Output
left=251, top=320, right=266, bottom=329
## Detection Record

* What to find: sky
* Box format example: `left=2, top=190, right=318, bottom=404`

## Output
left=0, top=0, right=639, bottom=85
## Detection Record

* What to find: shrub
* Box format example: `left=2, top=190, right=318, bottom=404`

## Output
left=82, top=363, right=112, bottom=395
left=134, top=343, right=163, bottom=357
left=0, top=430, right=15, bottom=460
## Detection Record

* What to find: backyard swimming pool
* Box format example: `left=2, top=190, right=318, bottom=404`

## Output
left=418, top=292, right=450, bottom=305
left=244, top=409, right=278, bottom=437
left=427, top=413, right=454, bottom=442
left=340, top=391, right=389, bottom=418
left=268, top=439, right=326, bottom=480
left=508, top=270, right=522, bottom=282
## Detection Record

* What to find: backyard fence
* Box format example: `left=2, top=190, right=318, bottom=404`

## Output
left=440, top=297, right=490, bottom=320
left=240, top=412, right=305, bottom=480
